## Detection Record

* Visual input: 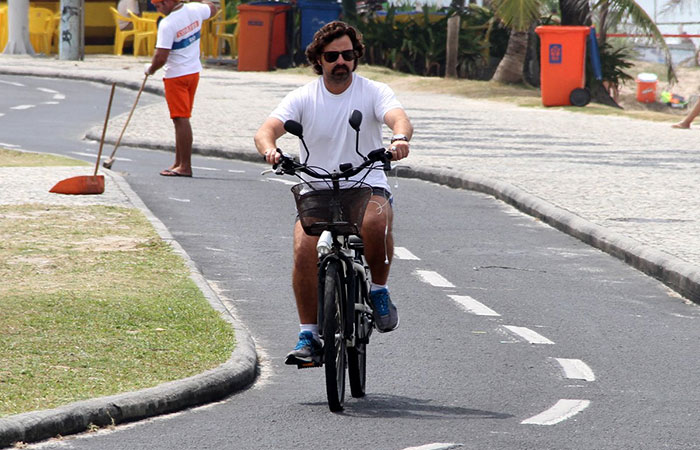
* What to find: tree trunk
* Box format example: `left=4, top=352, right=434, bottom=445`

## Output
left=559, top=0, right=591, bottom=26
left=445, top=15, right=460, bottom=78
left=3, top=0, right=35, bottom=55
left=491, top=30, right=528, bottom=84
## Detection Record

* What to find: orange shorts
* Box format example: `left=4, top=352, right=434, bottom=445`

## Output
left=163, top=72, right=199, bottom=119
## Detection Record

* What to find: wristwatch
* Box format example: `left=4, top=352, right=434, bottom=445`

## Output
left=391, top=134, right=408, bottom=143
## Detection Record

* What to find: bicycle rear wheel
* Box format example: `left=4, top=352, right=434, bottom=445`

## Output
left=322, top=262, right=346, bottom=412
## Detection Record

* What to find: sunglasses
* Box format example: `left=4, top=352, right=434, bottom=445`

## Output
left=322, top=50, right=357, bottom=63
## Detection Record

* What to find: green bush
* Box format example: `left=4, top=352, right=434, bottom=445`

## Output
left=353, top=4, right=508, bottom=78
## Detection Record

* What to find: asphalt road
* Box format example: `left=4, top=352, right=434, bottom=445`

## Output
left=3, top=76, right=700, bottom=450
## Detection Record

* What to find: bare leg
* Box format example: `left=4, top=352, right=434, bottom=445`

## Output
left=362, top=195, right=394, bottom=285
left=171, top=117, right=193, bottom=174
left=292, top=221, right=319, bottom=324
left=673, top=97, right=700, bottom=129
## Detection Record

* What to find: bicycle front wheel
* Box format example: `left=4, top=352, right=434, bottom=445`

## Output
left=322, top=261, right=346, bottom=412
left=348, top=279, right=368, bottom=398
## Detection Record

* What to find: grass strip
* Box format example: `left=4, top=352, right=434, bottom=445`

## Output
left=0, top=148, right=90, bottom=167
left=0, top=150, right=235, bottom=418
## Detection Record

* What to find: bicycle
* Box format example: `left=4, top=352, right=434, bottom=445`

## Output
left=262, top=110, right=392, bottom=412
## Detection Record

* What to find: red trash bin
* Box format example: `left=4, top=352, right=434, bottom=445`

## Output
left=535, top=26, right=591, bottom=107
left=237, top=2, right=291, bottom=71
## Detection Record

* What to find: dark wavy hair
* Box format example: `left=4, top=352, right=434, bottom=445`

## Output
left=305, top=21, right=365, bottom=75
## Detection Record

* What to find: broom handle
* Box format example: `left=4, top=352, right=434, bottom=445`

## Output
left=109, top=74, right=148, bottom=162
left=94, top=83, right=117, bottom=176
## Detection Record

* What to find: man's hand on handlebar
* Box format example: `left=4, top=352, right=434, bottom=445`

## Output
left=264, top=148, right=282, bottom=165
left=388, top=140, right=409, bottom=161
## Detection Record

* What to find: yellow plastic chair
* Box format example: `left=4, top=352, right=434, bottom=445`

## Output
left=213, top=15, right=238, bottom=58
left=109, top=7, right=137, bottom=55
left=129, top=11, right=157, bottom=56
left=200, top=9, right=221, bottom=58
left=49, top=11, right=60, bottom=54
left=28, top=7, right=55, bottom=54
left=0, top=5, right=8, bottom=53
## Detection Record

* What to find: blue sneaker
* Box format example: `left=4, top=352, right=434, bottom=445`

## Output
left=369, top=288, right=399, bottom=332
left=285, top=331, right=322, bottom=365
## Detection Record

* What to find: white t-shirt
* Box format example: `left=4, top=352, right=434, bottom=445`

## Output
left=155, top=3, right=212, bottom=79
left=270, top=73, right=402, bottom=191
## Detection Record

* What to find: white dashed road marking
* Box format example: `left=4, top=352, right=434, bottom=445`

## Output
left=415, top=270, right=455, bottom=288
left=554, top=358, right=595, bottom=381
left=53, top=93, right=66, bottom=100
left=448, top=294, right=500, bottom=316
left=169, top=197, right=190, bottom=203
left=192, top=165, right=218, bottom=171
left=36, top=87, right=59, bottom=94
left=521, top=399, right=591, bottom=425
left=10, top=105, right=35, bottom=110
left=403, top=444, right=463, bottom=450
left=394, top=246, right=419, bottom=260
left=0, top=80, right=23, bottom=87
left=268, top=178, right=297, bottom=186
left=228, top=169, right=245, bottom=173
left=503, top=325, right=555, bottom=344
left=0, top=142, right=20, bottom=148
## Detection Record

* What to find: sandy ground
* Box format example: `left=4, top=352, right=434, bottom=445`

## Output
left=617, top=60, right=700, bottom=116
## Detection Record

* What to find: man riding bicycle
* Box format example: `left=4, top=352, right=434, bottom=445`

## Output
left=254, top=21, right=413, bottom=365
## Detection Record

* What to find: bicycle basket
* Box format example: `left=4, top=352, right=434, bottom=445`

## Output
left=291, top=181, right=373, bottom=236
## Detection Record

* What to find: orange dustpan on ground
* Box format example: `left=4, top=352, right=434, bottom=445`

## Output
left=50, top=83, right=116, bottom=195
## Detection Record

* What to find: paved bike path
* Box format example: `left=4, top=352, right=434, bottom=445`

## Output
left=1, top=53, right=699, bottom=446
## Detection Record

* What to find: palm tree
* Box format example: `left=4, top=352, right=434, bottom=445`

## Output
left=4, top=0, right=35, bottom=55
left=490, top=0, right=542, bottom=83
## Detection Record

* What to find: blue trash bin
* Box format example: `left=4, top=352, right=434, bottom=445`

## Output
left=298, top=0, right=342, bottom=52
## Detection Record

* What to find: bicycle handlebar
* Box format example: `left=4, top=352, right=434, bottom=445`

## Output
left=271, top=148, right=392, bottom=180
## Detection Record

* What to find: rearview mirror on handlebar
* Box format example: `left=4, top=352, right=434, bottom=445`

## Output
left=349, top=110, right=362, bottom=131
left=284, top=120, right=304, bottom=138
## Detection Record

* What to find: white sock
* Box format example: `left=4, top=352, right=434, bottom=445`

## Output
left=300, top=324, right=319, bottom=341
left=370, top=283, right=388, bottom=293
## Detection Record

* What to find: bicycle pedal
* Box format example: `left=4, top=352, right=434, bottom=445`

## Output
left=296, top=360, right=323, bottom=369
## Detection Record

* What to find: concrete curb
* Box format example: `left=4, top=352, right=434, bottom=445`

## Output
left=0, top=170, right=258, bottom=449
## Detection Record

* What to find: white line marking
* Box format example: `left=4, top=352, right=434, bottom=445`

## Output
left=42, top=101, right=60, bottom=105
left=403, top=444, right=463, bottom=450
left=448, top=295, right=500, bottom=316
left=0, top=80, right=23, bottom=87
left=554, top=358, right=595, bottom=381
left=36, top=87, right=59, bottom=93
left=10, top=104, right=35, bottom=110
left=394, top=246, right=420, bottom=260
left=268, top=178, right=297, bottom=186
left=71, top=151, right=132, bottom=162
left=521, top=399, right=590, bottom=425
left=228, top=169, right=245, bottom=173
left=0, top=142, right=20, bottom=148
left=192, top=165, right=218, bottom=171
left=0, top=113, right=4, bottom=118
left=205, top=247, right=225, bottom=252
left=503, top=325, right=555, bottom=344
left=415, top=270, right=456, bottom=288
left=53, top=93, right=66, bottom=100
left=169, top=197, right=190, bottom=203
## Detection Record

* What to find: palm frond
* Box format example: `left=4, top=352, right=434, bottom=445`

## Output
left=491, top=0, right=542, bottom=31
left=594, top=0, right=677, bottom=82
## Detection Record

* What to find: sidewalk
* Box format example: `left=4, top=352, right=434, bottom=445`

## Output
left=1, top=53, right=699, bottom=444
